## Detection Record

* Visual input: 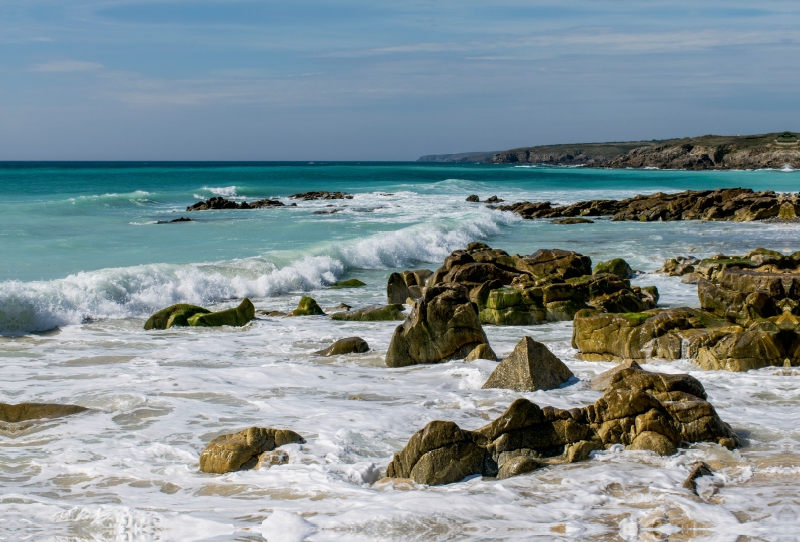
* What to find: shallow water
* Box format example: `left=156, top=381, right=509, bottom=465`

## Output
left=2, top=163, right=800, bottom=541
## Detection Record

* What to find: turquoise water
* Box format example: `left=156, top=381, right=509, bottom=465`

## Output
left=3, top=162, right=800, bottom=540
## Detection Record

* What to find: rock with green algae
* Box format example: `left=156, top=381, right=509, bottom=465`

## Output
left=330, top=304, right=405, bottom=322
left=144, top=304, right=210, bottom=330
left=0, top=403, right=89, bottom=423
left=288, top=296, right=325, bottom=317
left=331, top=279, right=366, bottom=289
left=186, top=299, right=256, bottom=327
left=593, top=258, right=634, bottom=279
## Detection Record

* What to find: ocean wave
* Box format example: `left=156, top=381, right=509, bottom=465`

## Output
left=202, top=186, right=238, bottom=197
left=0, top=211, right=512, bottom=333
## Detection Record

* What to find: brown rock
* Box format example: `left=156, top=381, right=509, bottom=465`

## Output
left=465, top=343, right=498, bottom=361
left=199, top=427, right=305, bottom=474
left=0, top=403, right=89, bottom=423
left=482, top=337, right=574, bottom=391
left=590, top=360, right=644, bottom=391
left=315, top=337, right=370, bottom=356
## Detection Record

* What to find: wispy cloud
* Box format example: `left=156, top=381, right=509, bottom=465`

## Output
left=30, top=60, right=104, bottom=73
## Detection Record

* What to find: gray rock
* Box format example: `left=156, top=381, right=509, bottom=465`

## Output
left=482, top=337, right=574, bottom=392
left=315, top=337, right=370, bottom=356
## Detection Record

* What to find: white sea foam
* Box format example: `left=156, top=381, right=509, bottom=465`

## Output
left=204, top=185, right=238, bottom=197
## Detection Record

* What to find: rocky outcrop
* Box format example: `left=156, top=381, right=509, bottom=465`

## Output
left=385, top=284, right=490, bottom=368
left=552, top=217, right=594, bottom=225
left=199, top=427, right=305, bottom=474
left=496, top=189, right=800, bottom=223
left=574, top=249, right=800, bottom=370
left=594, top=258, right=634, bottom=279
left=386, top=367, right=738, bottom=485
left=288, top=297, right=325, bottom=317
left=290, top=191, right=352, bottom=200
left=315, top=337, right=370, bottom=356
left=144, top=299, right=255, bottom=329
left=482, top=337, right=574, bottom=391
left=330, top=304, right=405, bottom=321
left=0, top=403, right=89, bottom=423
left=426, top=243, right=657, bottom=327
left=187, top=197, right=285, bottom=211
left=387, top=269, right=433, bottom=304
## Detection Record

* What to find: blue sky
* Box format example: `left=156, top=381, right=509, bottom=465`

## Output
left=1, top=0, right=799, bottom=160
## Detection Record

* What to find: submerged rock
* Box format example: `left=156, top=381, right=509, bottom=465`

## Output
left=482, top=337, right=574, bottom=392
left=290, top=191, right=352, bottom=200
left=199, top=427, right=305, bottom=474
left=288, top=297, right=325, bottom=317
left=330, top=304, right=405, bottom=321
left=386, top=367, right=738, bottom=485
left=683, top=462, right=714, bottom=495
left=385, top=284, right=490, bottom=368
left=331, top=279, right=366, bottom=289
left=551, top=217, right=594, bottom=225
left=315, top=337, right=370, bottom=356
left=187, top=299, right=256, bottom=327
left=0, top=403, right=89, bottom=423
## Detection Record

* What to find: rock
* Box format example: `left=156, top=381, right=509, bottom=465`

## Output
left=156, top=217, right=193, bottom=224
left=466, top=194, right=480, bottom=202
left=187, top=299, right=256, bottom=327
left=315, top=337, right=370, bottom=356
left=255, top=449, right=289, bottom=469
left=290, top=191, right=352, bottom=200
left=387, top=367, right=738, bottom=485
left=313, top=209, right=340, bottom=215
left=514, top=249, right=592, bottom=279
left=482, top=337, right=574, bottom=391
left=0, top=403, right=89, bottom=423
left=186, top=197, right=284, bottom=211
left=385, top=284, right=490, bottom=368
left=628, top=431, right=678, bottom=456
left=551, top=217, right=594, bottom=224
left=331, top=279, right=366, bottom=289
left=483, top=195, right=504, bottom=203
left=330, top=304, right=405, bottom=321
left=144, top=304, right=210, bottom=330
left=199, top=427, right=305, bottom=474
left=465, top=343, right=498, bottom=361
left=683, top=462, right=713, bottom=494
left=593, top=258, right=634, bottom=279
left=387, top=269, right=433, bottom=304
left=288, top=296, right=325, bottom=317
left=590, top=360, right=643, bottom=391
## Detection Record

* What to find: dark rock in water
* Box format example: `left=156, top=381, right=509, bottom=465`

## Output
left=199, top=427, right=305, bottom=474
left=186, top=197, right=284, bottom=211
left=683, top=462, right=714, bottom=494
left=465, top=343, right=497, bottom=361
left=660, top=256, right=700, bottom=277
left=291, top=191, right=353, bottom=200
left=144, top=304, right=211, bottom=330
left=313, top=209, right=340, bottom=215
left=385, top=283, right=490, bottom=367
left=483, top=195, right=504, bottom=203
left=288, top=297, right=325, bottom=317
left=387, top=269, right=433, bottom=304
left=331, top=279, right=366, bottom=289
left=551, top=217, right=594, bottom=225
left=156, top=217, right=193, bottom=224
left=0, top=403, right=89, bottom=423
left=593, top=258, right=634, bottom=279
left=466, top=194, right=480, bottom=202
left=330, top=304, right=405, bottom=322
left=315, top=337, right=370, bottom=356
left=482, top=337, right=574, bottom=391
left=386, top=367, right=739, bottom=485
left=187, top=299, right=256, bottom=327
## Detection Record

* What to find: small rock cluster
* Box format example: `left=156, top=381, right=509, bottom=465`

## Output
left=186, top=197, right=287, bottom=211
left=144, top=299, right=256, bottom=330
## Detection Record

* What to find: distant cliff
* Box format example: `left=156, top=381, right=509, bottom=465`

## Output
left=419, top=132, right=800, bottom=169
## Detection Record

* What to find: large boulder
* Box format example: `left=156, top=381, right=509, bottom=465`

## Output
left=288, top=296, right=325, bottom=317
left=593, top=258, right=634, bottom=279
left=385, top=284, right=490, bottom=368
left=387, top=269, right=433, bottom=304
left=144, top=304, right=210, bottom=330
left=199, top=427, right=305, bottom=474
left=386, top=367, right=738, bottom=485
left=513, top=249, right=592, bottom=279
left=315, top=337, right=370, bottom=356
left=330, top=304, right=405, bottom=321
left=187, top=299, right=256, bottom=327
left=482, top=337, right=574, bottom=391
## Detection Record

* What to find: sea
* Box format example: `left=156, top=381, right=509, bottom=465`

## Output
left=1, top=162, right=799, bottom=541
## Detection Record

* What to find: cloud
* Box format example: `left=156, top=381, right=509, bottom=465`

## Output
left=30, top=60, right=104, bottom=73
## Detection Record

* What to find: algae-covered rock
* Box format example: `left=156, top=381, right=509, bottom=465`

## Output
left=385, top=284, right=490, bottom=368
left=330, top=304, right=405, bottom=322
left=187, top=299, right=256, bottom=327
left=0, top=403, right=89, bottom=423
left=315, top=337, right=370, bottom=356
left=482, top=337, right=574, bottom=392
left=387, top=366, right=738, bottom=485
left=288, top=296, right=325, bottom=317
left=199, top=427, right=305, bottom=474
left=144, top=304, right=210, bottom=330
left=331, top=279, right=366, bottom=289
left=593, top=258, right=634, bottom=279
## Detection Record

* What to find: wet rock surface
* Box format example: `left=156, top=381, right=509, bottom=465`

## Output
left=387, top=367, right=738, bottom=485
left=186, top=197, right=286, bottom=211
left=387, top=269, right=433, bottom=304
left=574, top=248, right=800, bottom=371
left=144, top=299, right=256, bottom=329
left=496, top=188, right=800, bottom=222
left=199, top=427, right=305, bottom=474
left=330, top=304, right=405, bottom=322
left=288, top=296, right=326, bottom=317
left=315, top=337, right=370, bottom=356
left=482, top=337, right=574, bottom=391
left=0, top=403, right=89, bottom=423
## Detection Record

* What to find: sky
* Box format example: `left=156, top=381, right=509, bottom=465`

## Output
left=1, top=0, right=800, bottom=160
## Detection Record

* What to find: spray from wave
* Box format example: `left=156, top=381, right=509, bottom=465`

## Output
left=0, top=211, right=515, bottom=333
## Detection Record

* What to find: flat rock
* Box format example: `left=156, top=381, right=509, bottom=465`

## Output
left=482, top=337, right=574, bottom=391
left=591, top=360, right=644, bottom=391
left=0, top=403, right=89, bottom=423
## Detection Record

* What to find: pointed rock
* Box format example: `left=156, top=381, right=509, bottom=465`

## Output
left=482, top=337, right=574, bottom=391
